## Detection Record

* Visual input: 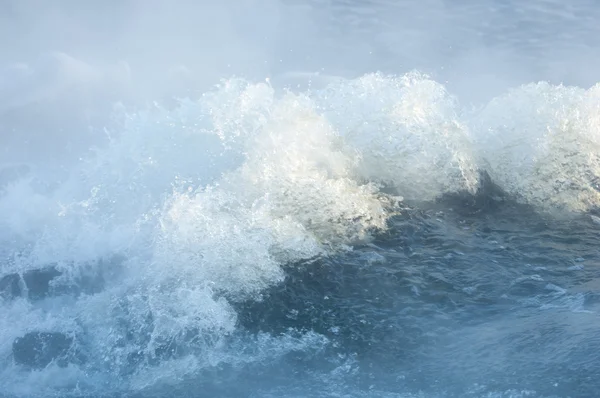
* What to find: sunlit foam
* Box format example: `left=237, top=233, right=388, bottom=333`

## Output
left=1, top=72, right=600, bottom=395
left=472, top=82, right=600, bottom=212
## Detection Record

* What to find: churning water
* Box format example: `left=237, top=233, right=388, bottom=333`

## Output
left=2, top=1, right=600, bottom=397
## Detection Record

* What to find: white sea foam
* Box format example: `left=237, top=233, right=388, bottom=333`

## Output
left=472, top=82, right=600, bottom=212
left=1, top=72, right=600, bottom=395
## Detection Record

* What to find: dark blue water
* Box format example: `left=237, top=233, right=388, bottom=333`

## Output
left=232, top=194, right=600, bottom=397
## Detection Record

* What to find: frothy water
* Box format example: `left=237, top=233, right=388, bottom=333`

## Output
left=473, top=82, right=600, bottom=212
left=2, top=1, right=600, bottom=396
left=1, top=71, right=599, bottom=397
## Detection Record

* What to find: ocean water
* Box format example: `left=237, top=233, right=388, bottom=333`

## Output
left=2, top=1, right=600, bottom=397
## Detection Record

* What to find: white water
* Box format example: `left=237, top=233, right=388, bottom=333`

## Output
left=1, top=71, right=599, bottom=396
left=2, top=1, right=600, bottom=396
left=473, top=82, right=600, bottom=212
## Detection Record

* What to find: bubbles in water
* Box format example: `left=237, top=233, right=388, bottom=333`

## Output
left=2, top=70, right=600, bottom=396
left=315, top=72, right=480, bottom=202
left=472, top=82, right=600, bottom=212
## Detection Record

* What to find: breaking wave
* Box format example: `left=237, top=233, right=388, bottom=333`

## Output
left=0, top=71, right=599, bottom=396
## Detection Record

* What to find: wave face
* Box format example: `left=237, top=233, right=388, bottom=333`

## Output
left=473, top=82, right=600, bottom=212
left=1, top=72, right=600, bottom=397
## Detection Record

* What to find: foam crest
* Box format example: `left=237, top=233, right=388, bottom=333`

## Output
left=4, top=71, right=600, bottom=396
left=232, top=91, right=389, bottom=244
left=473, top=82, right=600, bottom=212
left=314, top=72, right=480, bottom=201
left=0, top=75, right=400, bottom=395
left=154, top=189, right=288, bottom=297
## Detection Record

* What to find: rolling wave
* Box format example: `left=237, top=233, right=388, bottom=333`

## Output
left=0, top=72, right=598, bottom=396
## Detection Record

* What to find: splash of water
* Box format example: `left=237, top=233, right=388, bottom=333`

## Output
left=1, top=72, right=599, bottom=396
